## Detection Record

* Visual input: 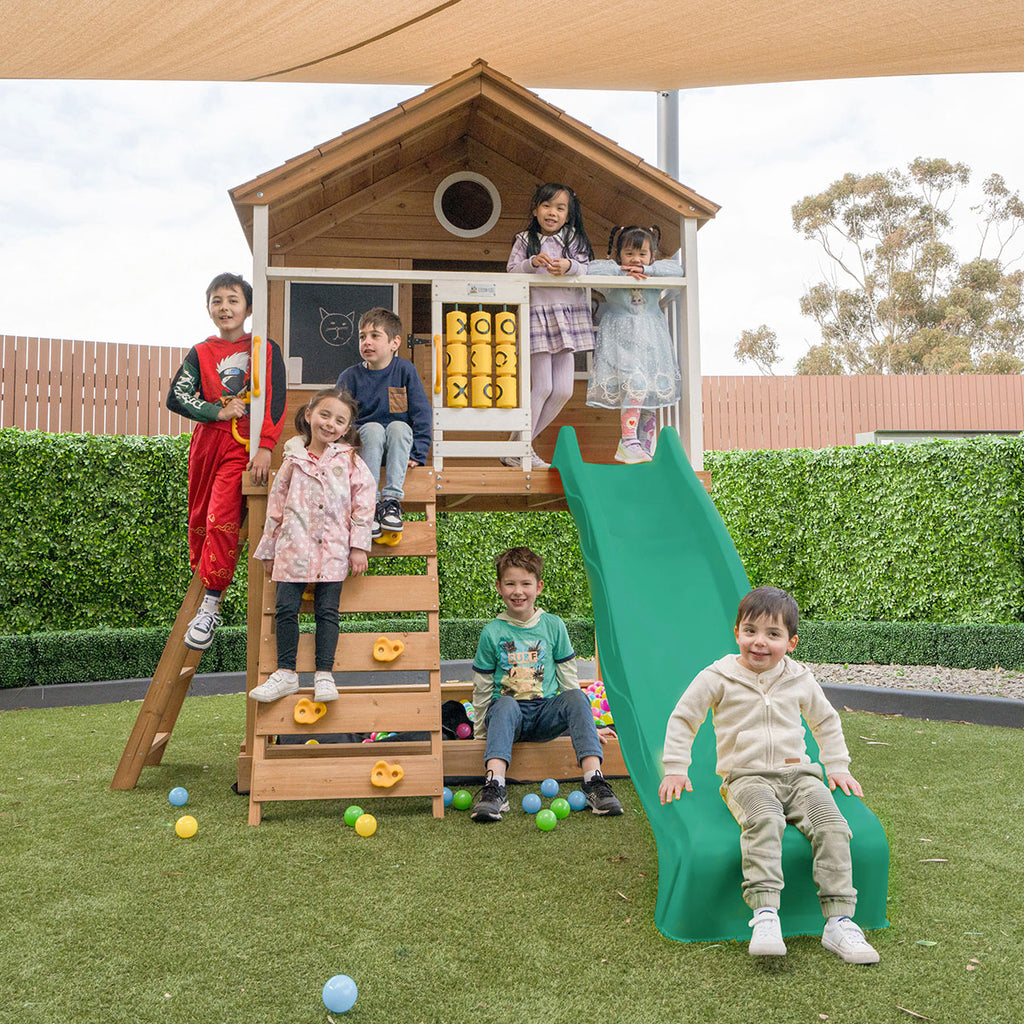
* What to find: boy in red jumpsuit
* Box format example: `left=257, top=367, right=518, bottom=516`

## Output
left=167, top=272, right=287, bottom=649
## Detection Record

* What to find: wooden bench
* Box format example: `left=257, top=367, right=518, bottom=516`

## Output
left=438, top=681, right=628, bottom=782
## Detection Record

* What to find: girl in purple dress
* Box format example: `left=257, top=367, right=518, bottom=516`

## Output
left=506, top=183, right=594, bottom=468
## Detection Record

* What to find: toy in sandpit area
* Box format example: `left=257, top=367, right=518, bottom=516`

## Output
left=370, top=760, right=404, bottom=788
left=322, top=974, right=358, bottom=1013
left=372, top=636, right=405, bottom=662
left=585, top=680, right=614, bottom=728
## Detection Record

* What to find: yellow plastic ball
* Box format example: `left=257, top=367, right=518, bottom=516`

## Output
left=305, top=738, right=320, bottom=745
left=175, top=815, right=198, bottom=838
left=354, top=813, right=377, bottom=837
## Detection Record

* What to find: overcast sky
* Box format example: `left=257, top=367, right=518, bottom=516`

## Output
left=1, top=72, right=1021, bottom=374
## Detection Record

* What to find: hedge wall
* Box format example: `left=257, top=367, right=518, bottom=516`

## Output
left=3, top=428, right=1023, bottom=636
left=0, top=430, right=223, bottom=633
left=0, top=618, right=598, bottom=689
left=706, top=437, right=1024, bottom=624
left=6, top=618, right=1024, bottom=689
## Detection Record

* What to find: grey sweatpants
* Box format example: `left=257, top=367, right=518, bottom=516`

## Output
left=722, top=766, right=857, bottom=918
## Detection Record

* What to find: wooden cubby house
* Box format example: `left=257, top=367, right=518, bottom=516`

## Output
left=113, top=60, right=719, bottom=822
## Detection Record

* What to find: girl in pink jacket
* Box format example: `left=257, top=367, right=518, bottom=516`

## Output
left=250, top=388, right=376, bottom=704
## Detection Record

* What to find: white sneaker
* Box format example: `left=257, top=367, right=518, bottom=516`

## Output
left=184, top=608, right=221, bottom=650
left=249, top=669, right=299, bottom=703
left=529, top=447, right=550, bottom=470
left=748, top=910, right=787, bottom=956
left=614, top=439, right=652, bottom=464
left=821, top=917, right=879, bottom=964
left=313, top=672, right=338, bottom=702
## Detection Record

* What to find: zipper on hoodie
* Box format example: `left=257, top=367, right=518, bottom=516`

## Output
left=762, top=690, right=774, bottom=766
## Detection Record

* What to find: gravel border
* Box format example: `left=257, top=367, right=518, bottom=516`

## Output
left=805, top=662, right=1024, bottom=701
left=2, top=661, right=1023, bottom=728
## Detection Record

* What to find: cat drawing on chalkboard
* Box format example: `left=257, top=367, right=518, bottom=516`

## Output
left=318, top=307, right=356, bottom=348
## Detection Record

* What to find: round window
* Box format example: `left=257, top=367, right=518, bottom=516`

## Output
left=433, top=172, right=501, bottom=238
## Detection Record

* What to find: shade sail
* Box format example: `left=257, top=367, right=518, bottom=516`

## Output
left=2, top=0, right=1021, bottom=89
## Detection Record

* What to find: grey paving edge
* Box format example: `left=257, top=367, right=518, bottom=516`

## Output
left=1, top=661, right=1021, bottom=729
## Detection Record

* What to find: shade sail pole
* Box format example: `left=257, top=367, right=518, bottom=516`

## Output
left=657, top=89, right=703, bottom=471
left=657, top=90, right=679, bottom=178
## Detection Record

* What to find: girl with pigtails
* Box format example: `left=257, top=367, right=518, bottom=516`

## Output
left=586, top=225, right=683, bottom=463
left=506, top=183, right=594, bottom=468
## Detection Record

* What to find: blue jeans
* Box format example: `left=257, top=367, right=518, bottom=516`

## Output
left=483, top=690, right=603, bottom=768
left=358, top=421, right=414, bottom=500
left=275, top=580, right=344, bottom=672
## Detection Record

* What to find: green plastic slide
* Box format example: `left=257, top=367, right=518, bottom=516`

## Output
left=552, top=426, right=889, bottom=942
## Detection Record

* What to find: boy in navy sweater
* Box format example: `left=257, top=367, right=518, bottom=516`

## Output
left=336, top=308, right=431, bottom=537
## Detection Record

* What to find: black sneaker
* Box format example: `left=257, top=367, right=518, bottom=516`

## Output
left=372, top=500, right=384, bottom=540
left=380, top=498, right=403, bottom=533
left=582, top=771, right=623, bottom=816
left=470, top=772, right=509, bottom=822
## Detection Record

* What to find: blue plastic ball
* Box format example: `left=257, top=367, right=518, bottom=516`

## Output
left=540, top=777, right=559, bottom=798
left=521, top=792, right=542, bottom=814
left=322, top=974, right=358, bottom=1013
left=168, top=787, right=189, bottom=807
left=443, top=786, right=453, bottom=807
left=567, top=789, right=587, bottom=812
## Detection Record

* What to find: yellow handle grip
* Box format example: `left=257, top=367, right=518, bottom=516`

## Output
left=231, top=418, right=250, bottom=453
left=251, top=335, right=262, bottom=398
left=434, top=334, right=442, bottom=394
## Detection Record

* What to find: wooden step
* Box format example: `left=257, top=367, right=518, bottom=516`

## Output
left=291, top=631, right=440, bottom=673
left=259, top=574, right=439, bottom=616
left=250, top=754, right=443, bottom=803
left=254, top=690, right=439, bottom=737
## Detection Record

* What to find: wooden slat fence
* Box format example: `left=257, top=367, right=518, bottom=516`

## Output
left=4, top=336, right=1024, bottom=447
left=1, top=336, right=190, bottom=436
left=702, top=375, right=1024, bottom=451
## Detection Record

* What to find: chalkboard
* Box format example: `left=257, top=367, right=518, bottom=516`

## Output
left=286, top=282, right=397, bottom=385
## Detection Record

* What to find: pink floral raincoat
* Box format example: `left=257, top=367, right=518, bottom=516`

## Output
left=254, top=436, right=375, bottom=583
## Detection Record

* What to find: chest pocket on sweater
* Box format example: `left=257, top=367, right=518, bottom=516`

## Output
left=388, top=387, right=408, bottom=414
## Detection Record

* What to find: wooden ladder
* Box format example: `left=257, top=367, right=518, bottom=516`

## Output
left=110, top=523, right=248, bottom=790
left=245, top=467, right=444, bottom=824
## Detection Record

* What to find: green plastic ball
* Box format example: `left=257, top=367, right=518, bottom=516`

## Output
left=550, top=797, right=571, bottom=819
left=452, top=789, right=472, bottom=810
left=536, top=808, right=557, bottom=831
left=343, top=805, right=364, bottom=827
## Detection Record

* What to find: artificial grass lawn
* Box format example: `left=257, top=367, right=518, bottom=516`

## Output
left=1, top=697, right=1021, bottom=1024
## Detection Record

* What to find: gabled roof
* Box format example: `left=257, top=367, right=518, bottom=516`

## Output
left=230, top=62, right=718, bottom=259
